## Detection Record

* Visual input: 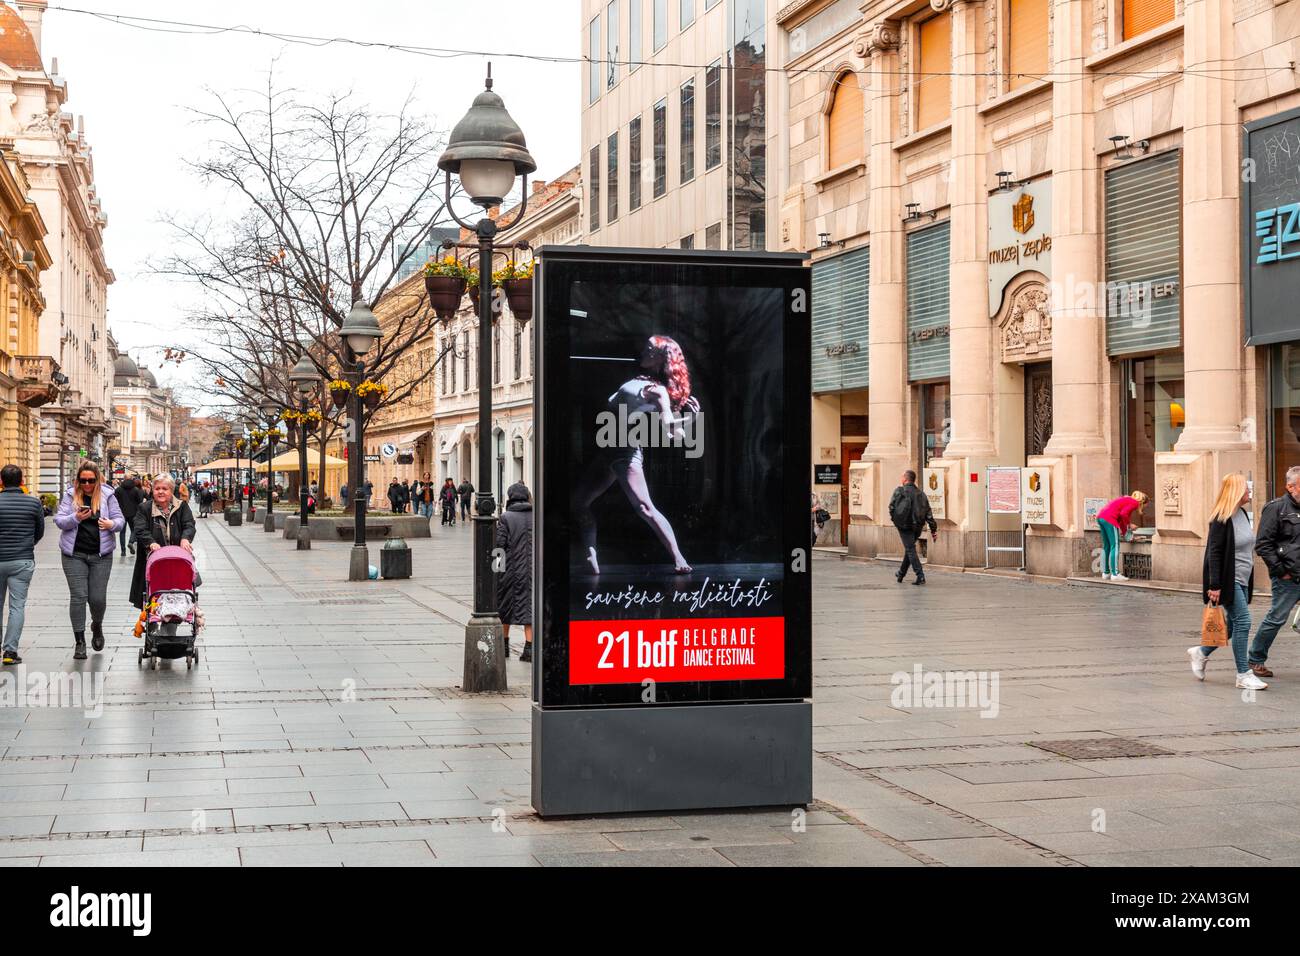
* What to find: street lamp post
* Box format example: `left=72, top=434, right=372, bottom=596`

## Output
left=245, top=417, right=258, bottom=522
left=288, top=355, right=323, bottom=551
left=340, top=301, right=382, bottom=581
left=439, top=66, right=536, bottom=693
left=229, top=431, right=242, bottom=509
left=260, top=400, right=279, bottom=533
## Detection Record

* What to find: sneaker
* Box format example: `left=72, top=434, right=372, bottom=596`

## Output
left=1, top=649, right=19, bottom=665
left=519, top=643, right=533, bottom=663
left=1110, top=573, right=1129, bottom=582
left=73, top=640, right=87, bottom=661
left=1251, top=663, right=1274, bottom=678
left=1100, top=572, right=1110, bottom=580
left=1236, top=672, right=1269, bottom=691
left=1187, top=646, right=1207, bottom=681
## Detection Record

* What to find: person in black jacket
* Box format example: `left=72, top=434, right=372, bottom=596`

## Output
left=1192, top=474, right=1264, bottom=690
left=114, top=476, right=142, bottom=556
left=0, top=465, right=43, bottom=665
left=888, top=470, right=938, bottom=586
left=495, top=482, right=533, bottom=661
left=129, top=475, right=197, bottom=610
left=1248, top=465, right=1300, bottom=678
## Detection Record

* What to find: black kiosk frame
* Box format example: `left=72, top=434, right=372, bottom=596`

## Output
left=532, top=245, right=812, bottom=816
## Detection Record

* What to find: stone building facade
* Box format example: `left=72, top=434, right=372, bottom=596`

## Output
left=112, top=351, right=173, bottom=477
left=775, top=0, right=1297, bottom=586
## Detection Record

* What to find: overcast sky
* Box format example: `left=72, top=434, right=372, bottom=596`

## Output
left=40, top=0, right=579, bottom=399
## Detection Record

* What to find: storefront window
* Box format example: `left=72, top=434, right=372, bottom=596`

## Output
left=1271, top=344, right=1300, bottom=500
left=920, top=381, right=950, bottom=467
left=1121, top=353, right=1184, bottom=501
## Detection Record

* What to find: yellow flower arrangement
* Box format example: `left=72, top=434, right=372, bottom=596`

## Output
left=424, top=255, right=476, bottom=281
left=355, top=380, right=388, bottom=399
left=328, top=379, right=352, bottom=392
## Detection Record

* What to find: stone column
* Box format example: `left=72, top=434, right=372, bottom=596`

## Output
left=854, top=21, right=908, bottom=551
left=938, top=0, right=995, bottom=464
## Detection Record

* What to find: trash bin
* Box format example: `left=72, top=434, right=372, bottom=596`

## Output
left=380, top=537, right=411, bottom=579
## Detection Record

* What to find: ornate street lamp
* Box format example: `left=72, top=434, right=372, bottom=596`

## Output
left=245, top=416, right=258, bottom=521
left=439, top=65, right=536, bottom=692
left=259, top=399, right=280, bottom=532
left=288, top=354, right=323, bottom=551
left=340, top=300, right=382, bottom=580
left=228, top=430, right=242, bottom=508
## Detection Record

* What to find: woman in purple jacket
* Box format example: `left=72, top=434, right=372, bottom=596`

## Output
left=53, top=462, right=124, bottom=660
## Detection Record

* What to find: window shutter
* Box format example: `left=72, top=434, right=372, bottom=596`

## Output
left=916, top=13, right=951, bottom=131
left=827, top=73, right=864, bottom=169
left=907, top=222, right=951, bottom=381
left=1008, top=0, right=1049, bottom=91
left=1122, top=0, right=1175, bottom=40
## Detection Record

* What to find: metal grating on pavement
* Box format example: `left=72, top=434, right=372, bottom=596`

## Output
left=1027, top=737, right=1175, bottom=759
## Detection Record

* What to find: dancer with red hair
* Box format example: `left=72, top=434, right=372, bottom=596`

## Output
left=574, top=335, right=701, bottom=574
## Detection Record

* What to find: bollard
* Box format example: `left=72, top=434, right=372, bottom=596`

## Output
left=228, top=508, right=243, bottom=527
left=380, top=537, right=411, bottom=580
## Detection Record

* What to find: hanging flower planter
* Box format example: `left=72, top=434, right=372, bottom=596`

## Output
left=356, top=380, right=387, bottom=409
left=502, top=278, right=533, bottom=324
left=303, top=416, right=319, bottom=433
left=328, top=379, right=352, bottom=409
left=424, top=256, right=475, bottom=323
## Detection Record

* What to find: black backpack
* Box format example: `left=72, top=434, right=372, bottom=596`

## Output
left=889, top=486, right=918, bottom=531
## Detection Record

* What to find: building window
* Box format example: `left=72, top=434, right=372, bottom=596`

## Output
left=915, top=12, right=951, bottom=131
left=920, top=382, right=951, bottom=468
left=451, top=335, right=458, bottom=393
left=680, top=234, right=695, bottom=248
left=1122, top=0, right=1175, bottom=40
left=826, top=71, right=864, bottom=169
left=588, top=16, right=600, bottom=104
left=1007, top=0, right=1048, bottom=90
left=629, top=115, right=643, bottom=210
left=705, top=221, right=721, bottom=249
left=493, top=325, right=501, bottom=385
left=680, top=77, right=696, bottom=184
left=654, top=0, right=667, bottom=50
left=607, top=130, right=619, bottom=222
left=589, top=144, right=601, bottom=231
left=1120, top=353, right=1184, bottom=500
left=513, top=324, right=522, bottom=380
left=607, top=0, right=619, bottom=89
left=653, top=98, right=667, bottom=198
left=705, top=60, right=721, bottom=170
left=681, top=0, right=695, bottom=29
left=629, top=0, right=642, bottom=71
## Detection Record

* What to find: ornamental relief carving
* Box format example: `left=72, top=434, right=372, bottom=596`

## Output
left=1162, top=477, right=1182, bottom=516
left=853, top=21, right=899, bottom=60
left=999, top=280, right=1053, bottom=363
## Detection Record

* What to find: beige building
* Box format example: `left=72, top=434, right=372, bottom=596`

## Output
left=580, top=0, right=774, bottom=250
left=111, top=350, right=173, bottom=477
left=774, top=0, right=1299, bottom=587
left=0, top=1, right=115, bottom=491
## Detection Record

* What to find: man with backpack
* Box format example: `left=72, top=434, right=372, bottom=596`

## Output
left=888, top=470, right=938, bottom=586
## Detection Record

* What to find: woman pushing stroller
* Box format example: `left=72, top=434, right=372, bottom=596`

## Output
left=129, top=475, right=196, bottom=610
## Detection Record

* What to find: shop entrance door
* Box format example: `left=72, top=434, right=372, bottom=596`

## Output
left=840, top=442, right=866, bottom=545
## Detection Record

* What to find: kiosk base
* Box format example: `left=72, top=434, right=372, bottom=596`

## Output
left=531, top=701, right=812, bottom=816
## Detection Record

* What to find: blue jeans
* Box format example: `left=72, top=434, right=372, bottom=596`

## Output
left=1203, top=583, right=1251, bottom=673
left=418, top=501, right=434, bottom=519
left=0, top=558, right=34, bottom=654
left=1098, top=519, right=1120, bottom=575
left=1249, top=575, right=1300, bottom=665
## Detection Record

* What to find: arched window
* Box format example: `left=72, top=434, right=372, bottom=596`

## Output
left=827, top=72, right=864, bottom=169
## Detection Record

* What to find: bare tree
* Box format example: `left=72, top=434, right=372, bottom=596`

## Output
left=155, top=77, right=460, bottom=506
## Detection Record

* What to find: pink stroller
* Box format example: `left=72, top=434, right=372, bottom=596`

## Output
left=138, top=545, right=201, bottom=670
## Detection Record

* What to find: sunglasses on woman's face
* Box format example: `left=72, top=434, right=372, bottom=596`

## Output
left=78, top=477, right=97, bottom=484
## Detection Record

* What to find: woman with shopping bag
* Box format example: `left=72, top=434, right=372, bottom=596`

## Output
left=1191, top=473, right=1265, bottom=690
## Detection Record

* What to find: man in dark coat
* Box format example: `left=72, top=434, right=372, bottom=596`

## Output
left=458, top=478, right=475, bottom=521
left=495, top=482, right=533, bottom=661
left=1249, top=464, right=1300, bottom=677
left=114, top=476, right=142, bottom=556
left=387, top=478, right=403, bottom=514
left=888, top=470, right=938, bottom=586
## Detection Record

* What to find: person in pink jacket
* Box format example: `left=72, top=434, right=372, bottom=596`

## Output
left=1097, top=491, right=1148, bottom=581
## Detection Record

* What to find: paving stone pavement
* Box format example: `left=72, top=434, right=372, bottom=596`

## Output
left=1, top=511, right=1297, bottom=866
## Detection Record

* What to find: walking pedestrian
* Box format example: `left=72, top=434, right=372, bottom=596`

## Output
left=496, top=482, right=533, bottom=661
left=888, top=470, right=937, bottom=586
left=362, top=479, right=374, bottom=510
left=339, top=483, right=349, bottom=508
left=414, top=473, right=435, bottom=519
left=439, top=478, right=458, bottom=526
left=387, top=477, right=403, bottom=514
left=1248, top=465, right=1300, bottom=679
left=129, top=475, right=196, bottom=611
left=1191, top=474, right=1265, bottom=690
left=0, top=465, right=43, bottom=666
left=1096, top=491, right=1148, bottom=581
left=458, top=477, right=475, bottom=521
left=114, top=476, right=142, bottom=556
left=400, top=479, right=412, bottom=513
left=54, top=462, right=124, bottom=660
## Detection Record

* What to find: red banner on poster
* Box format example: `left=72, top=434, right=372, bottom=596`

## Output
left=569, top=617, right=785, bottom=685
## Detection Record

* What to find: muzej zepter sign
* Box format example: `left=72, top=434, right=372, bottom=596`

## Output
left=535, top=247, right=812, bottom=708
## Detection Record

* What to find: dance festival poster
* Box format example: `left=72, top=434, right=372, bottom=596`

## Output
left=535, top=247, right=812, bottom=708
